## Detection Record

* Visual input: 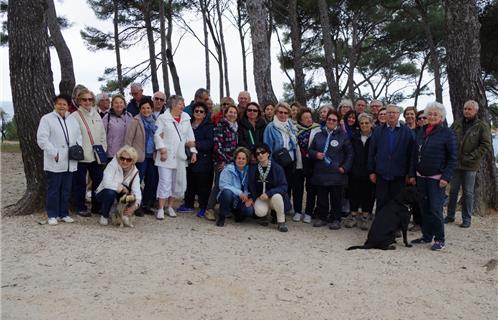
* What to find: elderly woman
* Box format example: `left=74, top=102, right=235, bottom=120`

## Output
left=178, top=102, right=214, bottom=217
left=410, top=102, right=457, bottom=251
left=238, top=102, right=267, bottom=153
left=211, top=96, right=234, bottom=126
left=154, top=95, right=197, bottom=220
left=318, top=105, right=333, bottom=128
left=416, top=110, right=428, bottom=128
left=344, top=113, right=375, bottom=230
left=216, top=147, right=254, bottom=227
left=403, top=106, right=417, bottom=129
left=263, top=102, right=275, bottom=123
left=309, top=110, right=353, bottom=230
left=376, top=107, right=387, bottom=126
left=95, top=146, right=141, bottom=225
left=125, top=97, right=157, bottom=216
left=96, top=93, right=110, bottom=118
left=343, top=110, right=359, bottom=138
left=69, top=88, right=107, bottom=217
left=290, top=102, right=302, bottom=124
left=338, top=99, right=353, bottom=124
left=37, top=94, right=82, bottom=225
left=103, top=94, right=133, bottom=161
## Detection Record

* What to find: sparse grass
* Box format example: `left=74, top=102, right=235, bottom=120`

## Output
left=1, top=141, right=21, bottom=153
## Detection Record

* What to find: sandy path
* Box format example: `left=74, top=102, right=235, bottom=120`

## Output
left=1, top=152, right=497, bottom=320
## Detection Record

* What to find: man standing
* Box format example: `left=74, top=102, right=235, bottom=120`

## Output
left=152, top=91, right=167, bottom=119
left=96, top=93, right=110, bottom=118
left=184, top=88, right=210, bottom=116
left=446, top=100, right=492, bottom=228
left=127, top=83, right=150, bottom=117
left=368, top=104, right=414, bottom=212
left=355, top=97, right=367, bottom=114
left=237, top=91, right=251, bottom=119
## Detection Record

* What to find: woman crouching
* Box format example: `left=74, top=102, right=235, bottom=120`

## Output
left=95, top=146, right=141, bottom=226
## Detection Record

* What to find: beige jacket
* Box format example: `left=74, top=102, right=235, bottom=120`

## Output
left=69, top=106, right=107, bottom=163
left=125, top=115, right=146, bottom=163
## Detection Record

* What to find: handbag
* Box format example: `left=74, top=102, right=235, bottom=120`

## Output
left=78, top=110, right=107, bottom=164
left=274, top=148, right=293, bottom=167
left=57, top=116, right=84, bottom=161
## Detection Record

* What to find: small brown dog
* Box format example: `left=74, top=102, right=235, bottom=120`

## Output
left=111, top=194, right=136, bottom=228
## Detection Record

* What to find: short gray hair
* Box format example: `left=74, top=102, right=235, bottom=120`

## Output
left=464, top=100, right=479, bottom=111
left=129, top=83, right=143, bottom=91
left=424, top=101, right=446, bottom=121
left=167, top=94, right=185, bottom=109
left=319, top=104, right=334, bottom=112
left=357, top=112, right=373, bottom=124
left=339, top=98, right=353, bottom=108
left=95, top=93, right=109, bottom=105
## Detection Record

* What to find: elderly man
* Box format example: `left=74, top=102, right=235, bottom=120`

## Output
left=127, top=83, right=150, bottom=117
left=355, top=97, right=367, bottom=114
left=152, top=91, right=167, bottom=118
left=96, top=93, right=110, bottom=118
left=368, top=104, right=415, bottom=212
left=184, top=88, right=210, bottom=116
left=369, top=99, right=383, bottom=123
left=446, top=100, right=492, bottom=228
left=237, top=91, right=251, bottom=118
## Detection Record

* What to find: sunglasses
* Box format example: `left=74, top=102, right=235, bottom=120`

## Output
left=277, top=111, right=289, bottom=115
left=194, top=109, right=205, bottom=114
left=119, top=156, right=133, bottom=163
left=255, top=150, right=267, bottom=156
left=80, top=97, right=94, bottom=102
left=327, top=118, right=338, bottom=122
left=247, top=108, right=259, bottom=113
left=417, top=117, right=427, bottom=120
left=154, top=97, right=165, bottom=101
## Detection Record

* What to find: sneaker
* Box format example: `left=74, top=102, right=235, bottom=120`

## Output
left=358, top=217, right=369, bottom=231
left=205, top=209, right=216, bottom=221
left=77, top=209, right=91, bottom=217
left=329, top=220, right=341, bottom=230
left=177, top=206, right=194, bottom=213
left=156, top=208, right=165, bottom=220
left=460, top=221, right=471, bottom=228
left=99, top=216, right=108, bottom=226
left=196, top=208, right=206, bottom=218
left=292, top=213, right=302, bottom=222
left=167, top=207, right=177, bottom=217
left=444, top=216, right=455, bottom=224
left=61, top=216, right=74, bottom=223
left=411, top=237, right=431, bottom=244
left=431, top=241, right=445, bottom=251
left=343, top=215, right=357, bottom=228
left=313, top=219, right=328, bottom=227
left=47, top=218, right=58, bottom=225
left=277, top=223, right=288, bottom=232
left=302, top=214, right=312, bottom=224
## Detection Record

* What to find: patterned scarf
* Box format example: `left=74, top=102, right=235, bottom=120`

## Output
left=273, top=117, right=297, bottom=150
left=257, top=160, right=272, bottom=194
left=141, top=114, right=157, bottom=156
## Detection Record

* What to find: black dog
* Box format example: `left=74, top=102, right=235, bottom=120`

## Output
left=347, top=187, right=425, bottom=250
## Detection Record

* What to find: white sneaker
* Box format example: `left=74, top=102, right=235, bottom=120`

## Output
left=167, top=207, right=177, bottom=218
left=99, top=216, right=108, bottom=226
left=156, top=208, right=165, bottom=220
left=292, top=213, right=302, bottom=222
left=61, top=216, right=74, bottom=223
left=47, top=218, right=58, bottom=225
left=303, top=214, right=312, bottom=224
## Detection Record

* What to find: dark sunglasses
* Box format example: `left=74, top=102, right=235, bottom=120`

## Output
left=247, top=108, right=259, bottom=113
left=80, top=97, right=94, bottom=102
left=417, top=116, right=427, bottom=120
left=154, top=97, right=165, bottom=101
left=194, top=109, right=205, bottom=114
left=255, top=150, right=268, bottom=156
left=119, top=156, right=133, bottom=163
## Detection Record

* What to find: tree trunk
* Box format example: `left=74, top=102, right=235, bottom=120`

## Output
left=200, top=0, right=211, bottom=91
left=317, top=0, right=340, bottom=107
left=236, top=0, right=248, bottom=91
left=216, top=0, right=230, bottom=97
left=46, top=0, right=75, bottom=96
left=159, top=0, right=171, bottom=97
left=6, top=0, right=55, bottom=216
left=166, top=0, right=182, bottom=96
left=143, top=0, right=159, bottom=92
left=246, top=0, right=277, bottom=104
left=113, top=0, right=124, bottom=95
left=205, top=6, right=224, bottom=99
left=414, top=53, right=429, bottom=108
left=445, top=0, right=497, bottom=213
left=347, top=18, right=359, bottom=99
left=289, top=0, right=306, bottom=105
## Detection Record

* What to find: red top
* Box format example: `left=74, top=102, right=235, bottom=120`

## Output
left=174, top=116, right=181, bottom=123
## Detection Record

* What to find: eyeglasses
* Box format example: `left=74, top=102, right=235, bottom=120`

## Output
left=194, top=109, right=205, bottom=114
left=327, top=118, right=338, bottom=122
left=80, top=97, right=94, bottom=102
left=247, top=109, right=259, bottom=113
left=417, top=117, right=427, bottom=120
left=154, top=97, right=165, bottom=101
left=255, top=150, right=267, bottom=156
left=277, top=111, right=289, bottom=115
left=119, top=156, right=133, bottom=163
left=359, top=121, right=370, bottom=125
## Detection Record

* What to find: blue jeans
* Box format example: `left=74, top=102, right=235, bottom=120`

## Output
left=417, top=177, right=445, bottom=242
left=218, top=189, right=253, bottom=219
left=447, top=170, right=477, bottom=223
left=136, top=157, right=158, bottom=208
left=96, top=189, right=119, bottom=218
left=72, top=161, right=103, bottom=212
left=46, top=171, right=73, bottom=219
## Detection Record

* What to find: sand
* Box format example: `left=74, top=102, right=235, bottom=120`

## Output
left=1, top=151, right=497, bottom=320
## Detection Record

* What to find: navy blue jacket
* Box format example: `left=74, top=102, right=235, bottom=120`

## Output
left=127, top=95, right=151, bottom=117
left=350, top=132, right=372, bottom=179
left=367, top=123, right=414, bottom=179
left=248, top=161, right=291, bottom=212
left=189, top=116, right=214, bottom=173
left=309, top=127, right=353, bottom=186
left=410, top=124, right=457, bottom=182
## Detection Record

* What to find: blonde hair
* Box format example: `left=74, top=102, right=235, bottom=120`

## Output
left=233, top=146, right=251, bottom=164
left=117, top=145, right=138, bottom=163
left=77, top=88, right=96, bottom=106
left=111, top=94, right=126, bottom=106
left=275, top=102, right=291, bottom=113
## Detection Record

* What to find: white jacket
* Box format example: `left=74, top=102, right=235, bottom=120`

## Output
left=95, top=157, right=142, bottom=205
left=37, top=111, right=82, bottom=173
left=154, top=109, right=197, bottom=169
left=68, top=106, right=107, bottom=163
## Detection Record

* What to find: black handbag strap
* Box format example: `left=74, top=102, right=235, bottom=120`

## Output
left=57, top=116, right=70, bottom=147
left=172, top=121, right=182, bottom=141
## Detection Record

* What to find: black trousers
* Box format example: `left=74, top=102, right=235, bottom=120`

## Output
left=349, top=177, right=376, bottom=214
left=185, top=167, right=214, bottom=209
left=317, top=185, right=343, bottom=222
left=291, top=169, right=305, bottom=213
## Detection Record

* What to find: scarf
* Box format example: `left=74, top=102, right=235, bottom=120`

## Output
left=323, top=127, right=336, bottom=166
left=296, top=122, right=320, bottom=158
left=273, top=117, right=297, bottom=150
left=257, top=160, right=272, bottom=194
left=228, top=120, right=238, bottom=132
left=141, top=114, right=157, bottom=156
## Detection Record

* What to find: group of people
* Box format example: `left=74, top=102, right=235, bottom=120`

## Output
left=36, top=83, right=492, bottom=251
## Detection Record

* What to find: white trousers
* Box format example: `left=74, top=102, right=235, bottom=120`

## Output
left=157, top=167, right=177, bottom=199
left=254, top=193, right=285, bottom=223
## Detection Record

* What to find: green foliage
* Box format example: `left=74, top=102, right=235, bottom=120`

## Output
left=3, top=118, right=18, bottom=141
left=489, top=103, right=498, bottom=128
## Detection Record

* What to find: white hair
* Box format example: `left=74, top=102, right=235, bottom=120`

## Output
left=357, top=112, right=373, bottom=124
left=424, top=101, right=446, bottom=121
left=463, top=100, right=479, bottom=111
left=129, top=83, right=143, bottom=91
left=339, top=98, right=353, bottom=108
left=95, top=93, right=109, bottom=104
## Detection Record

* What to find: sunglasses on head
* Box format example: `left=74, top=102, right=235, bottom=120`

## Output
left=119, top=156, right=133, bottom=163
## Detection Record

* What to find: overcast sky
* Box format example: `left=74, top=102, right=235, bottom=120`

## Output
left=0, top=1, right=463, bottom=123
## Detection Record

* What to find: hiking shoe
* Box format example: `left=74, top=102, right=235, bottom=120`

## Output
left=177, top=206, right=194, bottom=213
left=329, top=220, right=341, bottom=230
left=411, top=237, right=431, bottom=244
left=205, top=209, right=216, bottom=221
left=460, top=221, right=471, bottom=228
left=292, top=213, right=302, bottom=222
left=61, top=216, right=74, bottom=223
left=302, top=214, right=312, bottom=224
left=216, top=216, right=225, bottom=227
left=277, top=223, right=288, bottom=232
left=47, top=218, right=58, bottom=225
left=431, top=241, right=445, bottom=251
left=196, top=208, right=206, bottom=218
left=358, top=217, right=369, bottom=230
left=313, top=219, right=328, bottom=227
left=99, top=216, right=109, bottom=226
left=343, top=215, right=357, bottom=228
left=156, top=208, right=165, bottom=220
left=77, top=209, right=91, bottom=217
left=167, top=207, right=177, bottom=218
left=444, top=216, right=455, bottom=224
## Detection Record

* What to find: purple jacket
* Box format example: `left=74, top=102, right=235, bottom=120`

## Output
left=103, top=110, right=133, bottom=157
